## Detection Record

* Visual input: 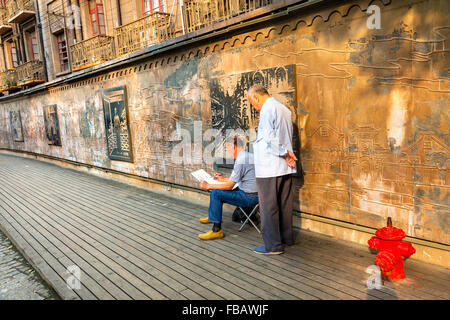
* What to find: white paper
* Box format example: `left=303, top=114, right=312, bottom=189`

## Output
left=191, top=169, right=225, bottom=185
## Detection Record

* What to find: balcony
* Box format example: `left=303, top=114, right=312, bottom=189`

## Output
left=184, top=0, right=273, bottom=33
left=7, top=0, right=36, bottom=24
left=0, top=8, right=12, bottom=35
left=115, top=12, right=173, bottom=57
left=70, top=35, right=115, bottom=71
left=15, top=60, right=45, bottom=87
left=0, top=69, right=18, bottom=93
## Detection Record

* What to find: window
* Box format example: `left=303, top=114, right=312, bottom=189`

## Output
left=89, top=0, right=106, bottom=35
left=25, top=29, right=40, bottom=61
left=57, top=33, right=69, bottom=72
left=9, top=41, right=18, bottom=68
left=30, top=36, right=40, bottom=60
left=143, top=0, right=164, bottom=15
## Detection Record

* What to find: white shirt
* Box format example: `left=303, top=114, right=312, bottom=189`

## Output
left=253, top=97, right=297, bottom=178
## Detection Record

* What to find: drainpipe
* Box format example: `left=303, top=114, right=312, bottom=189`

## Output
left=73, top=0, right=83, bottom=41
left=116, top=0, right=122, bottom=26
left=34, top=0, right=48, bottom=82
left=179, top=0, right=186, bottom=34
left=67, top=0, right=76, bottom=44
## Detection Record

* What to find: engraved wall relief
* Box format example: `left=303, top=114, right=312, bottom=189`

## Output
left=209, top=65, right=296, bottom=164
left=0, top=0, right=448, bottom=244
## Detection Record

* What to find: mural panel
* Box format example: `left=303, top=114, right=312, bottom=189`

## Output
left=10, top=110, right=24, bottom=142
left=43, top=104, right=62, bottom=146
left=102, top=86, right=133, bottom=162
left=209, top=64, right=296, bottom=164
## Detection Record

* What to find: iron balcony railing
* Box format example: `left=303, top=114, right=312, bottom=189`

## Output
left=0, top=8, right=12, bottom=35
left=184, top=0, right=273, bottom=33
left=70, top=35, right=116, bottom=71
left=15, top=60, right=45, bottom=86
left=0, top=69, right=18, bottom=91
left=0, top=8, right=10, bottom=25
left=6, top=0, right=35, bottom=21
left=114, top=12, right=173, bottom=57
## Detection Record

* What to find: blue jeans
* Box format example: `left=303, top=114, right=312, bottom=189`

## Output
left=208, top=188, right=259, bottom=224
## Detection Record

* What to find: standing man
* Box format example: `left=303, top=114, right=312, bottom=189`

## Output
left=248, top=84, right=297, bottom=255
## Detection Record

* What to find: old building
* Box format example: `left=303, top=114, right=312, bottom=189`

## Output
left=0, top=0, right=448, bottom=268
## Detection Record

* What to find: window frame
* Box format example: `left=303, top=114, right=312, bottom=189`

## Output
left=56, top=32, right=69, bottom=72
left=8, top=40, right=18, bottom=69
left=29, top=34, right=40, bottom=61
left=89, top=0, right=106, bottom=36
left=23, top=25, right=40, bottom=62
left=142, top=0, right=164, bottom=16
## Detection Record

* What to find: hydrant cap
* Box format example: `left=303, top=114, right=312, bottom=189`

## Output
left=376, top=225, right=406, bottom=241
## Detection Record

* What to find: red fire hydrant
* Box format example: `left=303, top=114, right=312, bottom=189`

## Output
left=368, top=218, right=416, bottom=281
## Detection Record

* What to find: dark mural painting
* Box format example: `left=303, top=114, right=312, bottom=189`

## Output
left=10, top=110, right=24, bottom=142
left=43, top=105, right=62, bottom=146
left=209, top=64, right=296, bottom=165
left=102, top=86, right=133, bottom=162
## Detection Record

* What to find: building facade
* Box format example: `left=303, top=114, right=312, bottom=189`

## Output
left=0, top=0, right=449, bottom=267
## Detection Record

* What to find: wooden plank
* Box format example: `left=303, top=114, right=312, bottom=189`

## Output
left=67, top=180, right=446, bottom=300
left=0, top=175, right=151, bottom=299
left=0, top=214, right=80, bottom=300
left=0, top=183, right=124, bottom=300
left=114, top=183, right=450, bottom=299
left=14, top=168, right=349, bottom=300
left=14, top=164, right=418, bottom=302
left=0, top=173, right=171, bottom=300
left=1, top=153, right=449, bottom=301
left=9, top=179, right=203, bottom=300
left=286, top=231, right=450, bottom=299
left=0, top=204, right=84, bottom=300
left=20, top=170, right=442, bottom=300
left=0, top=201, right=100, bottom=301
left=4, top=164, right=312, bottom=300
left=4, top=168, right=292, bottom=300
left=33, top=172, right=392, bottom=300
left=0, top=163, right=260, bottom=300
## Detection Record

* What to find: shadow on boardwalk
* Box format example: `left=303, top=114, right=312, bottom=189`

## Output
left=0, top=153, right=448, bottom=300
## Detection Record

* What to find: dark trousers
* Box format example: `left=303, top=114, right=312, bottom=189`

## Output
left=256, top=174, right=294, bottom=252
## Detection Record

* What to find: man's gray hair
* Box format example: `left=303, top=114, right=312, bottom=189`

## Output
left=248, top=84, right=269, bottom=97
left=224, top=135, right=246, bottom=149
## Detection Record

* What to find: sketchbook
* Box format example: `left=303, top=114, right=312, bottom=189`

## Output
left=191, top=169, right=225, bottom=185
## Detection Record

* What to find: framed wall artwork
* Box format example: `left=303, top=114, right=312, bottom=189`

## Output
left=10, top=110, right=24, bottom=142
left=43, top=104, right=62, bottom=146
left=102, top=86, right=133, bottom=162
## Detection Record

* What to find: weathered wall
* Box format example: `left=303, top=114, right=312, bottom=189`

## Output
left=0, top=0, right=448, bottom=245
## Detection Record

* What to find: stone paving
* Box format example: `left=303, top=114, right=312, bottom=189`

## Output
left=0, top=229, right=59, bottom=300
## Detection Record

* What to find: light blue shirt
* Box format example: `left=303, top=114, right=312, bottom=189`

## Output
left=253, top=97, right=297, bottom=178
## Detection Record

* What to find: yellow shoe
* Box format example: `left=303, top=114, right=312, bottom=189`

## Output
left=198, top=229, right=224, bottom=240
left=199, top=217, right=212, bottom=224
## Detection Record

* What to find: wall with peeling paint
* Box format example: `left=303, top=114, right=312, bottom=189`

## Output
left=0, top=0, right=448, bottom=245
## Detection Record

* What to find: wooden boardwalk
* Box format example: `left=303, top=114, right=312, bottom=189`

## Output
left=0, top=153, right=449, bottom=300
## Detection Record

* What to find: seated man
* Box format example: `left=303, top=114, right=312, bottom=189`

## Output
left=198, top=136, right=259, bottom=240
